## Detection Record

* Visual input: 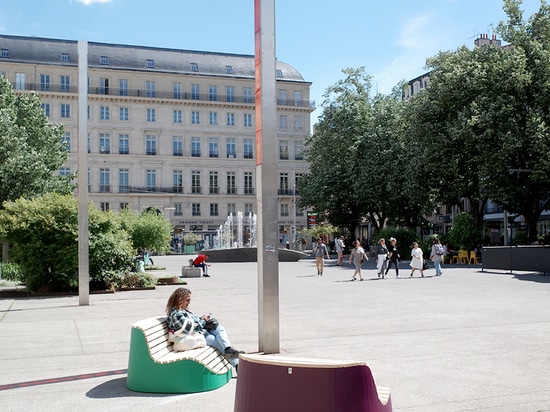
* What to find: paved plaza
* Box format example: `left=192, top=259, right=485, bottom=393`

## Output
left=0, top=254, right=549, bottom=412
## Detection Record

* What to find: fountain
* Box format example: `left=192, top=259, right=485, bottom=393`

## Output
left=204, top=212, right=307, bottom=262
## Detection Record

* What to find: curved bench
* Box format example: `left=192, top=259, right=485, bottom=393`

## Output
left=126, top=316, right=233, bottom=393
left=234, top=354, right=391, bottom=412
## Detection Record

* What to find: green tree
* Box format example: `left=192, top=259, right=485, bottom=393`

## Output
left=298, top=68, right=429, bottom=235
left=0, top=194, right=133, bottom=292
left=0, top=76, right=73, bottom=205
left=448, top=212, right=484, bottom=250
left=119, top=208, right=173, bottom=253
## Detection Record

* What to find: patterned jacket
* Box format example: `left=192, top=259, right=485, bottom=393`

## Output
left=166, top=308, right=205, bottom=334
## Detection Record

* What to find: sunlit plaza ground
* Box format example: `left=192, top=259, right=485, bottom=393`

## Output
left=1, top=254, right=549, bottom=411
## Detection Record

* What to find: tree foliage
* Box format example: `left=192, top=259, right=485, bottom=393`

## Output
left=118, top=208, right=173, bottom=253
left=0, top=76, right=73, bottom=205
left=0, top=194, right=134, bottom=292
left=298, top=68, right=431, bottom=236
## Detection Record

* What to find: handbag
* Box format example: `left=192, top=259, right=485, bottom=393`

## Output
left=205, top=318, right=219, bottom=330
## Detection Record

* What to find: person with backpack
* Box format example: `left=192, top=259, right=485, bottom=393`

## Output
left=430, top=238, right=444, bottom=276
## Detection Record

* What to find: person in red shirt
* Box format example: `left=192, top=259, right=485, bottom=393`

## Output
left=193, top=254, right=211, bottom=277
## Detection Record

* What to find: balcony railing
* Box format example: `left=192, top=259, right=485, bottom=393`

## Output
left=14, top=82, right=316, bottom=108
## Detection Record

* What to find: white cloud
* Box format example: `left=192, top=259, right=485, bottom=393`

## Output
left=75, top=0, right=112, bottom=5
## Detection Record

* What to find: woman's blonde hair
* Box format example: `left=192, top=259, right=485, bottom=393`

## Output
left=166, top=287, right=191, bottom=314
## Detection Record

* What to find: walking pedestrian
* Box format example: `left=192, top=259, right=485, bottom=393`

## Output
left=375, top=238, right=389, bottom=279
left=385, top=237, right=401, bottom=278
left=348, top=240, right=368, bottom=281
left=313, top=238, right=330, bottom=275
left=409, top=242, right=424, bottom=277
left=430, top=238, right=444, bottom=276
left=335, top=236, right=345, bottom=266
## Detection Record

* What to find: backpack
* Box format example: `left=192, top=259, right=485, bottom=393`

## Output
left=435, top=244, right=444, bottom=255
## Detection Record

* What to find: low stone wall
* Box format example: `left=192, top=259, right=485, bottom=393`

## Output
left=482, top=245, right=550, bottom=274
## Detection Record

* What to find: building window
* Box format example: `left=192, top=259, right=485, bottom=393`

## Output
left=60, top=103, right=70, bottom=118
left=209, top=112, right=218, bottom=125
left=191, top=111, right=200, bottom=124
left=100, top=56, right=109, bottom=65
left=244, top=113, right=252, bottom=127
left=279, top=173, right=289, bottom=194
left=40, top=74, right=50, bottom=91
left=99, top=78, right=109, bottom=95
left=60, top=75, right=70, bottom=92
left=119, top=169, right=129, bottom=193
left=294, top=91, right=303, bottom=106
left=191, top=63, right=199, bottom=71
left=209, top=171, right=219, bottom=194
left=119, top=134, right=129, bottom=154
left=227, top=112, right=235, bottom=126
left=295, top=141, right=304, bottom=160
left=62, top=132, right=71, bottom=151
left=147, top=108, right=156, bottom=122
left=146, top=81, right=156, bottom=97
left=119, top=79, right=128, bottom=96
left=41, top=103, right=50, bottom=117
left=191, top=171, right=201, bottom=194
left=146, top=169, right=156, bottom=191
left=209, top=85, right=217, bottom=101
left=99, top=133, right=110, bottom=154
left=276, top=69, right=283, bottom=78
left=294, top=116, right=303, bottom=130
left=60, top=167, right=71, bottom=176
left=100, top=202, right=110, bottom=212
left=279, top=140, right=289, bottom=160
left=146, top=135, right=157, bottom=155
left=191, top=137, right=201, bottom=157
left=244, top=203, right=253, bottom=214
left=15, top=72, right=25, bottom=90
left=100, top=106, right=110, bottom=120
left=244, top=139, right=253, bottom=159
left=226, top=86, right=235, bottom=102
left=227, top=172, right=236, bottom=194
left=244, top=172, right=254, bottom=195
left=226, top=138, right=236, bottom=158
left=278, top=90, right=287, bottom=105
left=173, top=136, right=183, bottom=156
left=1, top=49, right=9, bottom=58
left=281, top=204, right=289, bottom=217
left=225, top=66, right=234, bottom=74
left=279, top=115, right=288, bottom=129
left=173, top=82, right=182, bottom=99
left=120, top=203, right=129, bottom=210
left=119, top=107, right=129, bottom=121
left=61, top=53, right=70, bottom=62
left=174, top=110, right=182, bottom=124
left=146, top=59, right=154, bottom=68
left=209, top=138, right=219, bottom=158
left=192, top=203, right=201, bottom=216
left=173, top=170, right=183, bottom=193
left=174, top=203, right=183, bottom=216
left=243, top=87, right=253, bottom=103
left=210, top=203, right=219, bottom=216
left=227, top=203, right=236, bottom=216
left=99, top=168, right=110, bottom=192
left=191, top=83, right=200, bottom=100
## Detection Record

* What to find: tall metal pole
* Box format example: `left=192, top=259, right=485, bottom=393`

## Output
left=77, top=40, right=90, bottom=306
left=254, top=0, right=280, bottom=353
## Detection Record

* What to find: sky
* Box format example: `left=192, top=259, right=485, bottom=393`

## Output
left=0, top=0, right=544, bottom=122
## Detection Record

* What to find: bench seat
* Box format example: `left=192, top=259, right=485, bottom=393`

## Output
left=234, top=354, right=391, bottom=412
left=126, top=316, right=233, bottom=393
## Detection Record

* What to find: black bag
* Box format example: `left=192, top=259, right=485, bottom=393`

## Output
left=205, top=318, right=219, bottom=330
left=423, top=260, right=430, bottom=270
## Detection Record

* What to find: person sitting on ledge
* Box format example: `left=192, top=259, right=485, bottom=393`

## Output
left=166, top=287, right=243, bottom=368
left=193, top=253, right=211, bottom=277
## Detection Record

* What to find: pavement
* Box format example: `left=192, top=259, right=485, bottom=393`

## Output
left=0, top=253, right=550, bottom=412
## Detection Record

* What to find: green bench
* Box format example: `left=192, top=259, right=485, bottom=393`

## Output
left=126, top=316, right=233, bottom=393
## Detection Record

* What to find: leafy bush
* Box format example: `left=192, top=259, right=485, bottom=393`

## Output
left=448, top=212, right=483, bottom=250
left=102, top=271, right=157, bottom=291
left=119, top=209, right=173, bottom=253
left=0, top=262, right=24, bottom=282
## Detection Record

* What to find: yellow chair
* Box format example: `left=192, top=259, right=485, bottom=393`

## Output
left=469, top=251, right=480, bottom=265
left=456, top=250, right=469, bottom=264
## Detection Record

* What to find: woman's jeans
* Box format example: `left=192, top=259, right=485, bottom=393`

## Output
left=205, top=325, right=238, bottom=367
left=434, top=259, right=442, bottom=275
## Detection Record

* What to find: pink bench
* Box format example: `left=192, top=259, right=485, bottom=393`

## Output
left=234, top=354, right=392, bottom=412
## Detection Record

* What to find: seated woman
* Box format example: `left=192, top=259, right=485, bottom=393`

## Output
left=165, top=287, right=242, bottom=368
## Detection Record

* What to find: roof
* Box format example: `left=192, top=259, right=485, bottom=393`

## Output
left=0, top=34, right=308, bottom=83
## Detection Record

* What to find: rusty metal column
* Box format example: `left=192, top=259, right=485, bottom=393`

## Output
left=78, top=40, right=89, bottom=306
left=254, top=0, right=280, bottom=353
